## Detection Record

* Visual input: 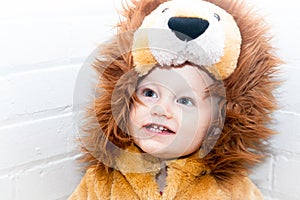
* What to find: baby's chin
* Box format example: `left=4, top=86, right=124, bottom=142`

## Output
left=143, top=148, right=197, bottom=160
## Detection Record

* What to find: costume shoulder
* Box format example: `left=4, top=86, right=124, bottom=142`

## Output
left=220, top=176, right=263, bottom=200
left=68, top=165, right=112, bottom=200
left=183, top=174, right=263, bottom=200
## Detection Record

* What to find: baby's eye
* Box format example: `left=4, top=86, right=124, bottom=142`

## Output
left=142, top=88, right=158, bottom=98
left=177, top=97, right=194, bottom=106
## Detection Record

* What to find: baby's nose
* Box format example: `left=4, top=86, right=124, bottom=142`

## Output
left=168, top=17, right=209, bottom=41
left=150, top=104, right=172, bottom=119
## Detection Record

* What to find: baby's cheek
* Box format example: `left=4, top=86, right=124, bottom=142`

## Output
left=181, top=110, right=200, bottom=122
left=129, top=105, right=148, bottom=125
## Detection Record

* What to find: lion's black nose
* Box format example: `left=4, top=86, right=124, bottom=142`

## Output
left=168, top=17, right=209, bottom=41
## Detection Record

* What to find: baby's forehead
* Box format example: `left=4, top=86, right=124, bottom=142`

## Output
left=139, top=65, right=214, bottom=89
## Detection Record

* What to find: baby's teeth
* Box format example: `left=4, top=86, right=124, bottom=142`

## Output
left=148, top=124, right=169, bottom=132
left=150, top=127, right=160, bottom=132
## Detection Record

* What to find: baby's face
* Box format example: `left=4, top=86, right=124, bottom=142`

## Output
left=129, top=64, right=216, bottom=159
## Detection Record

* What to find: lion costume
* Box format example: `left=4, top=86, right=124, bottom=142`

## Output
left=69, top=0, right=281, bottom=199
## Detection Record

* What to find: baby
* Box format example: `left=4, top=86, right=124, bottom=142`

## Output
left=69, top=0, right=281, bottom=199
left=128, top=64, right=222, bottom=193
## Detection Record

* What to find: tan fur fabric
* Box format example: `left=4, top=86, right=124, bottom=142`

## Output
left=69, top=156, right=263, bottom=200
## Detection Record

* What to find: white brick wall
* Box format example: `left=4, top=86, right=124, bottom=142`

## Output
left=0, top=0, right=299, bottom=199
left=247, top=1, right=300, bottom=199
left=0, top=0, right=119, bottom=199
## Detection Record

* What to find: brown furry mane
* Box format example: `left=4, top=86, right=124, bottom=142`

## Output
left=202, top=0, right=282, bottom=181
left=79, top=0, right=282, bottom=182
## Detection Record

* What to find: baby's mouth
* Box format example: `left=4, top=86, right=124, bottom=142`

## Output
left=144, top=123, right=175, bottom=134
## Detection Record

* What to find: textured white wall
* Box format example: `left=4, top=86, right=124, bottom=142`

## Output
left=0, top=0, right=119, bottom=199
left=246, top=1, right=300, bottom=200
left=0, top=0, right=299, bottom=199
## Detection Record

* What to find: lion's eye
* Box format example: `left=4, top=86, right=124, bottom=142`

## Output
left=214, top=13, right=220, bottom=21
left=162, top=8, right=169, bottom=13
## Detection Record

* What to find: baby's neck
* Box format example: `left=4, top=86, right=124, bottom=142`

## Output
left=156, top=162, right=167, bottom=194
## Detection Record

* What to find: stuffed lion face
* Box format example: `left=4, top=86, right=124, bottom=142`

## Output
left=133, top=0, right=241, bottom=80
left=80, top=0, right=281, bottom=181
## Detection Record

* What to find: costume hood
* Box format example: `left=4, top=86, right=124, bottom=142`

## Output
left=78, top=0, right=281, bottom=182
